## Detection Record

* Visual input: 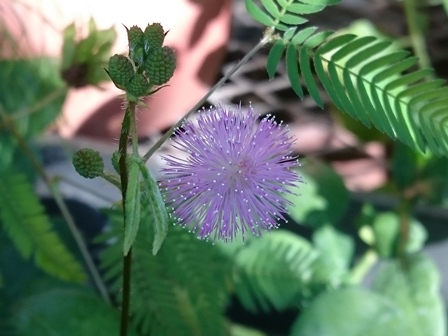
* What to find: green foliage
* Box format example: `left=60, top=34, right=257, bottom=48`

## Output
left=0, top=58, right=66, bottom=138
left=123, top=160, right=142, bottom=255
left=13, top=288, right=137, bottom=336
left=286, top=160, right=349, bottom=227
left=137, top=160, right=169, bottom=255
left=220, top=230, right=318, bottom=312
left=359, top=211, right=427, bottom=258
left=247, top=0, right=448, bottom=157
left=311, top=226, right=353, bottom=286
left=290, top=286, right=409, bottom=335
left=61, top=18, right=117, bottom=87
left=372, top=253, right=446, bottom=336
left=0, top=172, right=86, bottom=283
left=245, top=0, right=339, bottom=31
left=279, top=31, right=448, bottom=157
left=99, top=210, right=231, bottom=335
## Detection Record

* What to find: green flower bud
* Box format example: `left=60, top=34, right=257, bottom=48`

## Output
left=126, top=25, right=144, bottom=52
left=144, top=46, right=176, bottom=86
left=107, top=54, right=134, bottom=90
left=111, top=150, right=131, bottom=174
left=143, top=23, right=165, bottom=54
left=73, top=148, right=104, bottom=179
left=126, top=73, right=150, bottom=98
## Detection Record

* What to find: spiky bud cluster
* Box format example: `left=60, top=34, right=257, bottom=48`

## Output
left=73, top=148, right=104, bottom=179
left=144, top=46, right=176, bottom=86
left=106, top=23, right=176, bottom=100
left=107, top=55, right=134, bottom=90
left=126, top=25, right=144, bottom=52
left=144, top=23, right=165, bottom=52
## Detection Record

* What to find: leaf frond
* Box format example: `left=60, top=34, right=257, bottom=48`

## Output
left=283, top=32, right=448, bottom=157
left=0, top=172, right=86, bottom=282
left=99, top=210, right=231, bottom=336
left=220, top=230, right=318, bottom=313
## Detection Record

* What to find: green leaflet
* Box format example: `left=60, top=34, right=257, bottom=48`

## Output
left=372, top=253, right=445, bottom=336
left=137, top=160, right=169, bottom=256
left=291, top=287, right=409, bottom=335
left=266, top=40, right=285, bottom=80
left=0, top=172, right=86, bottom=282
left=123, top=159, right=141, bottom=255
left=219, top=230, right=318, bottom=312
left=99, top=211, right=231, bottom=336
left=245, top=0, right=336, bottom=29
left=14, top=288, right=138, bottom=336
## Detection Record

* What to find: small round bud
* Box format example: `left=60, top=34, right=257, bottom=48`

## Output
left=126, top=25, right=144, bottom=52
left=144, top=46, right=176, bottom=86
left=143, top=23, right=165, bottom=54
left=111, top=150, right=131, bottom=174
left=107, top=54, right=134, bottom=90
left=73, top=148, right=104, bottom=179
left=126, top=73, right=150, bottom=98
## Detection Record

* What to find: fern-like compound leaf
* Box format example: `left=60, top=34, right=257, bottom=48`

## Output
left=285, top=32, right=448, bottom=157
left=220, top=230, right=318, bottom=312
left=0, top=172, right=86, bottom=282
left=245, top=0, right=340, bottom=30
left=99, top=210, right=231, bottom=336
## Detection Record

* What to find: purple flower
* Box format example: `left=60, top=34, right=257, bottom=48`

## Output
left=160, top=105, right=301, bottom=242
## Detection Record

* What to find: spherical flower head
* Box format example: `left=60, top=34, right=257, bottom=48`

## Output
left=160, top=105, right=302, bottom=242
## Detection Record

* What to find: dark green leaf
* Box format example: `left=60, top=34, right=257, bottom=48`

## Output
left=266, top=40, right=285, bottom=80
left=14, top=288, right=138, bottom=336
left=286, top=44, right=303, bottom=99
left=245, top=0, right=275, bottom=26
left=137, top=160, right=169, bottom=255
left=123, top=159, right=141, bottom=255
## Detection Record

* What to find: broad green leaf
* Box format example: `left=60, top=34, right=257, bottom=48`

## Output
left=14, top=288, right=138, bottom=336
left=312, top=226, right=353, bottom=286
left=372, top=253, right=446, bottom=336
left=266, top=40, right=285, bottom=80
left=291, top=287, right=408, bottom=336
left=286, top=160, right=349, bottom=227
left=137, top=160, right=169, bottom=255
left=244, top=0, right=275, bottom=27
left=372, top=212, right=427, bottom=258
left=123, top=159, right=141, bottom=255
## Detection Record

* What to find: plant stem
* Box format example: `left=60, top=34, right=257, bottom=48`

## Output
left=142, top=36, right=271, bottom=162
left=118, top=102, right=133, bottom=336
left=347, top=249, right=378, bottom=285
left=403, top=0, right=432, bottom=74
left=0, top=107, right=111, bottom=304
